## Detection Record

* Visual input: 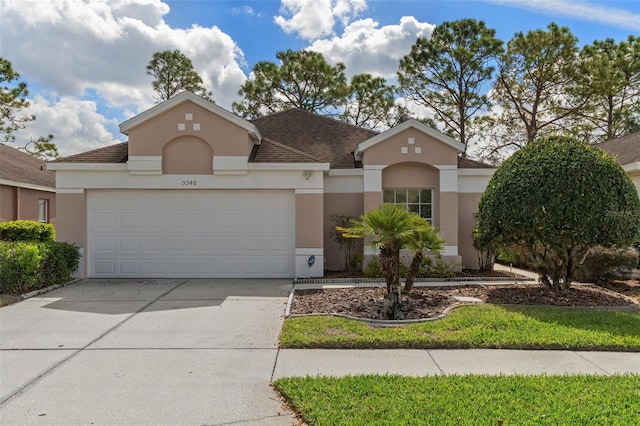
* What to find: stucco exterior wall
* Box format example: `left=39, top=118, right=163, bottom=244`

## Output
left=162, top=136, right=214, bottom=174
left=363, top=128, right=459, bottom=166
left=458, top=192, right=482, bottom=270
left=323, top=192, right=364, bottom=271
left=127, top=100, right=253, bottom=157
left=56, top=191, right=87, bottom=275
left=0, top=185, right=56, bottom=225
left=295, top=192, right=324, bottom=248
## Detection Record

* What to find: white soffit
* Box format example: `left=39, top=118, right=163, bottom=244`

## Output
left=119, top=91, right=262, bottom=142
left=354, top=119, right=464, bottom=160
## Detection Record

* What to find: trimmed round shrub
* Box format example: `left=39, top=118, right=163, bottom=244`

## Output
left=0, top=220, right=55, bottom=242
left=475, top=136, right=640, bottom=290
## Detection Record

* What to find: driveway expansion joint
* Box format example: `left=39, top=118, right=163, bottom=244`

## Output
left=0, top=279, right=190, bottom=406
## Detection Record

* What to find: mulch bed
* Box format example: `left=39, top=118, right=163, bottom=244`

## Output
left=290, top=284, right=639, bottom=321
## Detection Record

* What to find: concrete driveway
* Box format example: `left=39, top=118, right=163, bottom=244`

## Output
left=0, top=279, right=297, bottom=425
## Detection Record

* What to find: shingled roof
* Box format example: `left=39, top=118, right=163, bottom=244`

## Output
left=251, top=109, right=377, bottom=168
left=0, top=143, right=55, bottom=188
left=54, top=108, right=495, bottom=170
left=52, top=142, right=128, bottom=163
left=595, top=131, right=640, bottom=165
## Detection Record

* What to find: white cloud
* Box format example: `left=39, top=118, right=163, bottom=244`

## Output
left=308, top=16, right=435, bottom=78
left=274, top=0, right=367, bottom=40
left=12, top=95, right=122, bottom=157
left=0, top=0, right=249, bottom=155
left=0, top=0, right=247, bottom=110
left=484, top=0, right=640, bottom=31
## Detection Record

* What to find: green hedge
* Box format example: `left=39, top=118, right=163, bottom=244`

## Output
left=0, top=241, right=80, bottom=295
left=0, top=220, right=55, bottom=242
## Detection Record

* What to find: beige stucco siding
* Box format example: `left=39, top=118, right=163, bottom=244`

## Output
left=363, top=129, right=458, bottom=166
left=162, top=136, right=214, bottom=174
left=438, top=192, right=458, bottom=247
left=458, top=192, right=482, bottom=270
left=0, top=185, right=56, bottom=225
left=127, top=100, right=253, bottom=157
left=295, top=192, right=323, bottom=248
left=323, top=192, right=364, bottom=271
left=56, top=192, right=86, bottom=247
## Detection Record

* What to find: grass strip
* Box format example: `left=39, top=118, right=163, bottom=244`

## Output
left=281, top=305, right=640, bottom=350
left=275, top=374, right=640, bottom=425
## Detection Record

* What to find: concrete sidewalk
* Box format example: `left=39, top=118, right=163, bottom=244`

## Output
left=273, top=349, right=640, bottom=378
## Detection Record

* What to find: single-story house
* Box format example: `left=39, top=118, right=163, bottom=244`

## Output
left=49, top=91, right=495, bottom=279
left=0, top=143, right=56, bottom=225
left=596, top=131, right=640, bottom=195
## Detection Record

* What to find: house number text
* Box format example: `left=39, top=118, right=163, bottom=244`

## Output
left=182, top=180, right=197, bottom=186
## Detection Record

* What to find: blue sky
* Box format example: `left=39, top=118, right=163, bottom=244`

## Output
left=1, top=0, right=639, bottom=156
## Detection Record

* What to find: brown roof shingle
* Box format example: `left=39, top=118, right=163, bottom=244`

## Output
left=457, top=157, right=495, bottom=169
left=251, top=109, right=377, bottom=168
left=53, top=142, right=128, bottom=163
left=595, top=131, right=640, bottom=165
left=0, top=143, right=55, bottom=188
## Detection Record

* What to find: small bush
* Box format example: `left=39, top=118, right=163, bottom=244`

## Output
left=364, top=256, right=384, bottom=278
left=0, top=242, right=43, bottom=293
left=418, top=255, right=457, bottom=278
left=0, top=241, right=80, bottom=295
left=0, top=220, right=55, bottom=242
left=575, top=246, right=638, bottom=283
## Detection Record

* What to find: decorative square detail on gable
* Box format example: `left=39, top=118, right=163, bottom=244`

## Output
left=415, top=147, right=422, bottom=154
left=408, top=137, right=415, bottom=145
left=178, top=123, right=186, bottom=131
left=185, top=113, right=193, bottom=121
left=401, top=146, right=408, bottom=154
left=193, top=123, right=200, bottom=131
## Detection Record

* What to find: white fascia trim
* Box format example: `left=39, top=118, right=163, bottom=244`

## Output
left=295, top=248, right=324, bottom=256
left=295, top=189, right=323, bottom=194
left=128, top=156, right=162, bottom=172
left=56, top=188, right=84, bottom=194
left=363, top=164, right=387, bottom=170
left=0, top=179, right=55, bottom=193
left=119, top=91, right=262, bottom=142
left=364, top=167, right=383, bottom=192
left=440, top=169, right=458, bottom=192
left=457, top=168, right=496, bottom=177
left=213, top=156, right=248, bottom=170
left=328, top=169, right=363, bottom=176
left=249, top=163, right=330, bottom=171
left=46, top=163, right=127, bottom=171
left=354, top=119, right=464, bottom=160
left=443, top=245, right=458, bottom=256
left=434, top=164, right=457, bottom=170
left=622, top=162, right=640, bottom=172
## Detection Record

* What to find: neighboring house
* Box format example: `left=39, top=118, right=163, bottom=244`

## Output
left=49, top=91, right=495, bottom=279
left=596, top=131, right=640, bottom=195
left=0, top=143, right=56, bottom=225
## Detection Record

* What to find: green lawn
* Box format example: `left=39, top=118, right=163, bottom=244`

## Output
left=275, top=374, right=640, bottom=425
left=281, top=305, right=640, bottom=351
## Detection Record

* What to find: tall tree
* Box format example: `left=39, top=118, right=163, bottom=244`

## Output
left=572, top=36, right=640, bottom=143
left=482, top=23, right=583, bottom=159
left=0, top=57, right=34, bottom=143
left=398, top=19, right=503, bottom=155
left=146, top=50, right=212, bottom=102
left=339, top=73, right=397, bottom=130
left=232, top=50, right=348, bottom=118
left=1, top=57, right=59, bottom=159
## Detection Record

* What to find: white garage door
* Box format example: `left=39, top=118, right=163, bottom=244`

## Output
left=87, top=189, right=295, bottom=278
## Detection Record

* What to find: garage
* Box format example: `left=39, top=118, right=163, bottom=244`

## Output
left=87, top=189, right=295, bottom=278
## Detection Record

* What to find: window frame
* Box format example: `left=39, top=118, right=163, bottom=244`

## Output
left=38, top=199, right=49, bottom=223
left=383, top=188, right=433, bottom=224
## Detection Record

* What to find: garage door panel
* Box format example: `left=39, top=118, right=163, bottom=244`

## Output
left=88, top=190, right=295, bottom=278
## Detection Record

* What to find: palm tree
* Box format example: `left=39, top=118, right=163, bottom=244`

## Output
left=337, top=204, right=443, bottom=319
left=404, top=228, right=445, bottom=292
